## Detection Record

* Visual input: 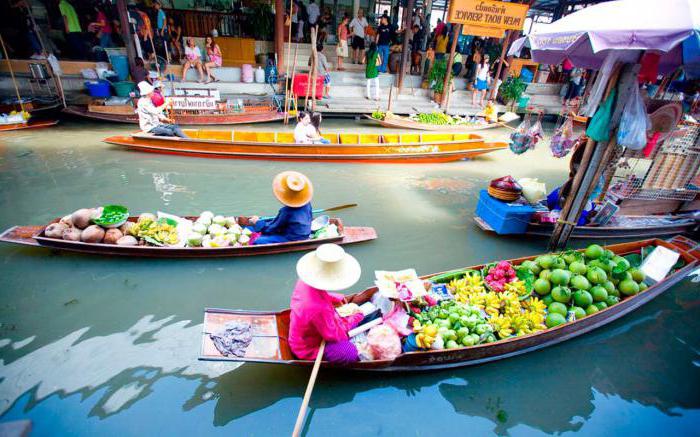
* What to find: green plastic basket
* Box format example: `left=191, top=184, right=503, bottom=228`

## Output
left=112, top=81, right=135, bottom=97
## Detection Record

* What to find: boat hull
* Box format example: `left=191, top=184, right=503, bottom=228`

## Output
left=364, top=115, right=501, bottom=132
left=103, top=132, right=507, bottom=163
left=64, top=105, right=284, bottom=125
left=0, top=218, right=377, bottom=258
left=199, top=237, right=698, bottom=371
left=0, top=119, right=58, bottom=132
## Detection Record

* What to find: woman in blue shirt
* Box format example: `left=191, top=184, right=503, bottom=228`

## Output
left=249, top=171, right=313, bottom=245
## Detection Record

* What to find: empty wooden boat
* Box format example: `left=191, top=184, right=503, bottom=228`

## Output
left=0, top=217, right=377, bottom=258
left=199, top=237, right=698, bottom=371
left=103, top=129, right=508, bottom=163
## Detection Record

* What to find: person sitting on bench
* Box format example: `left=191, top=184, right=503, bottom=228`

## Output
left=136, top=81, right=186, bottom=138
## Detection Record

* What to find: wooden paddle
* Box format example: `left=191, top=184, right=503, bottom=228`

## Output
left=259, top=203, right=357, bottom=221
left=292, top=340, right=325, bottom=437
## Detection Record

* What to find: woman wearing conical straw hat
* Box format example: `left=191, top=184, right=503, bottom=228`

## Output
left=288, top=244, right=365, bottom=364
left=248, top=171, right=314, bottom=245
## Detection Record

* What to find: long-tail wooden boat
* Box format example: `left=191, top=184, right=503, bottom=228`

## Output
left=363, top=114, right=502, bottom=132
left=63, top=105, right=285, bottom=125
left=474, top=215, right=699, bottom=239
left=0, top=217, right=376, bottom=258
left=0, top=119, right=58, bottom=132
left=198, top=236, right=699, bottom=371
left=103, top=130, right=508, bottom=163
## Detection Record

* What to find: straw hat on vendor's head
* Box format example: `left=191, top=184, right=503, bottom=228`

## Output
left=138, top=81, right=154, bottom=96
left=297, top=244, right=361, bottom=291
left=273, top=171, right=313, bottom=207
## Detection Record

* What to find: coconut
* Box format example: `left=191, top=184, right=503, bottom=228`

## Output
left=71, top=208, right=93, bottom=229
left=103, top=228, right=123, bottom=244
left=81, top=225, right=105, bottom=243
left=138, top=212, right=157, bottom=223
left=119, top=221, right=135, bottom=235
left=45, top=222, right=69, bottom=238
left=62, top=227, right=82, bottom=241
left=116, top=235, right=138, bottom=246
left=59, top=215, right=73, bottom=227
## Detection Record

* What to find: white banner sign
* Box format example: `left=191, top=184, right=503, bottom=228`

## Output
left=170, top=96, right=218, bottom=110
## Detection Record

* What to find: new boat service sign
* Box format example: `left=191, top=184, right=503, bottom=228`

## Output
left=448, top=0, right=529, bottom=31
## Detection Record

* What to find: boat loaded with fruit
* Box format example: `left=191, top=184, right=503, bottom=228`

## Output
left=0, top=205, right=376, bottom=258
left=365, top=108, right=518, bottom=132
left=475, top=174, right=699, bottom=239
left=199, top=236, right=699, bottom=371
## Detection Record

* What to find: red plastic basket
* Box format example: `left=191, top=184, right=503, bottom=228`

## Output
left=292, top=74, right=324, bottom=97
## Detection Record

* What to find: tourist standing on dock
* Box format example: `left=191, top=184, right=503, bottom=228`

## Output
left=167, top=17, right=182, bottom=60
left=375, top=15, right=394, bottom=73
left=364, top=42, right=381, bottom=100
left=435, top=26, right=448, bottom=60
left=289, top=243, right=364, bottom=365
left=307, top=0, right=320, bottom=31
left=309, top=44, right=331, bottom=98
left=349, top=9, right=368, bottom=64
left=472, top=54, right=491, bottom=107
left=57, top=0, right=85, bottom=59
left=336, top=15, right=349, bottom=70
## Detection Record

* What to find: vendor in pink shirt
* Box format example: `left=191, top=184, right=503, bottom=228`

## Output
left=288, top=243, right=364, bottom=365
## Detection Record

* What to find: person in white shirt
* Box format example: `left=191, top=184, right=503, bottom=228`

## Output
left=294, top=111, right=313, bottom=144
left=306, top=0, right=320, bottom=28
left=349, top=9, right=368, bottom=64
left=471, top=54, right=491, bottom=107
left=136, top=81, right=186, bottom=138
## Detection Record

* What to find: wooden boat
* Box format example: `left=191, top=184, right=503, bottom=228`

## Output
left=474, top=215, right=699, bottom=239
left=103, top=130, right=508, bottom=163
left=0, top=217, right=376, bottom=258
left=0, top=119, right=58, bottom=132
left=0, top=99, right=62, bottom=117
left=63, top=104, right=285, bottom=125
left=198, top=237, right=699, bottom=371
left=363, top=114, right=502, bottom=132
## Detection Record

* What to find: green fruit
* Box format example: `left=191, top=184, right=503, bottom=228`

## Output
left=595, top=301, right=608, bottom=310
left=552, top=286, right=572, bottom=304
left=585, top=244, right=605, bottom=260
left=446, top=340, right=459, bottom=349
left=603, top=249, right=615, bottom=259
left=606, top=295, right=620, bottom=306
left=551, top=257, right=567, bottom=270
left=639, top=281, right=648, bottom=291
left=533, top=278, right=552, bottom=296
left=542, top=294, right=554, bottom=306
left=569, top=261, right=588, bottom=275
left=613, top=256, right=631, bottom=271
left=522, top=260, right=541, bottom=275
left=603, top=281, right=616, bottom=295
left=570, top=274, right=591, bottom=290
left=585, top=305, right=600, bottom=315
left=469, top=333, right=480, bottom=345
left=448, top=313, right=460, bottom=324
left=562, top=251, right=580, bottom=265
left=629, top=268, right=645, bottom=283
left=571, top=306, right=586, bottom=320
left=573, top=290, right=593, bottom=307
left=537, top=255, right=555, bottom=269
left=546, top=313, right=567, bottom=328
left=457, top=327, right=470, bottom=339
left=485, top=334, right=497, bottom=343
left=548, top=302, right=568, bottom=317
left=550, top=269, right=571, bottom=286
left=461, top=335, right=476, bottom=346
left=590, top=285, right=608, bottom=302
left=539, top=269, right=552, bottom=281
left=619, top=279, right=640, bottom=296
left=587, top=267, right=608, bottom=284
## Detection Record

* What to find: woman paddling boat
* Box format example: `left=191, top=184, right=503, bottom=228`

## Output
left=247, top=171, right=314, bottom=245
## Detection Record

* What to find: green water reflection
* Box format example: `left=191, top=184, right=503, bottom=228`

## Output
left=0, top=120, right=698, bottom=435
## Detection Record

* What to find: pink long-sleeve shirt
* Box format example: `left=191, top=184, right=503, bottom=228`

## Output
left=288, top=280, right=363, bottom=360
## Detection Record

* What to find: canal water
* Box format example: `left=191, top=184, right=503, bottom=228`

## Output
left=0, top=120, right=698, bottom=435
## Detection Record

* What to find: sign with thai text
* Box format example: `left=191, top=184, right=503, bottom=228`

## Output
left=448, top=0, right=529, bottom=31
left=462, top=24, right=506, bottom=38
left=170, top=96, right=218, bottom=111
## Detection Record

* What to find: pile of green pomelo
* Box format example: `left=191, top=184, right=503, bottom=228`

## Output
left=521, top=244, right=648, bottom=328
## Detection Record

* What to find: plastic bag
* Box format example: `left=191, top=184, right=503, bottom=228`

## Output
left=616, top=85, right=650, bottom=150
left=518, top=178, right=547, bottom=205
left=586, top=88, right=616, bottom=142
left=509, top=114, right=533, bottom=154
left=528, top=116, right=544, bottom=146
left=550, top=118, right=576, bottom=158
left=366, top=324, right=402, bottom=360
left=382, top=305, right=413, bottom=337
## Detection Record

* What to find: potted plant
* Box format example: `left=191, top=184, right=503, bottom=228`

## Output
left=248, top=0, right=274, bottom=42
left=428, top=58, right=451, bottom=104
left=499, top=76, right=527, bottom=110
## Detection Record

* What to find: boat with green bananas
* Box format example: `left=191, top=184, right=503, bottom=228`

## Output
left=364, top=110, right=505, bottom=132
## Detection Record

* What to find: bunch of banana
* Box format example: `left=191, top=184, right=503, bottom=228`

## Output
left=504, top=280, right=529, bottom=298
left=412, top=320, right=439, bottom=349
left=450, top=273, right=486, bottom=304
left=130, top=219, right=179, bottom=245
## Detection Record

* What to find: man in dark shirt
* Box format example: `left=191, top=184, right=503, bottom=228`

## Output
left=375, top=16, right=393, bottom=73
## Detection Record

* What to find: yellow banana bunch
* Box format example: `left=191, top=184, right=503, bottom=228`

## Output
left=413, top=321, right=438, bottom=349
left=504, top=280, right=528, bottom=297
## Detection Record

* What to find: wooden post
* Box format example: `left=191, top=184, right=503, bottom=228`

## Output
left=116, top=0, right=137, bottom=72
left=275, top=0, right=285, bottom=72
left=397, top=0, right=415, bottom=91
left=441, top=24, right=461, bottom=109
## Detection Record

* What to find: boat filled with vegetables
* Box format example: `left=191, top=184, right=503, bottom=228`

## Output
left=0, top=206, right=377, bottom=258
left=365, top=110, right=516, bottom=132
left=199, top=237, right=698, bottom=371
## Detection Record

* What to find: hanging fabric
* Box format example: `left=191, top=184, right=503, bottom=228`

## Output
left=586, top=88, right=617, bottom=142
